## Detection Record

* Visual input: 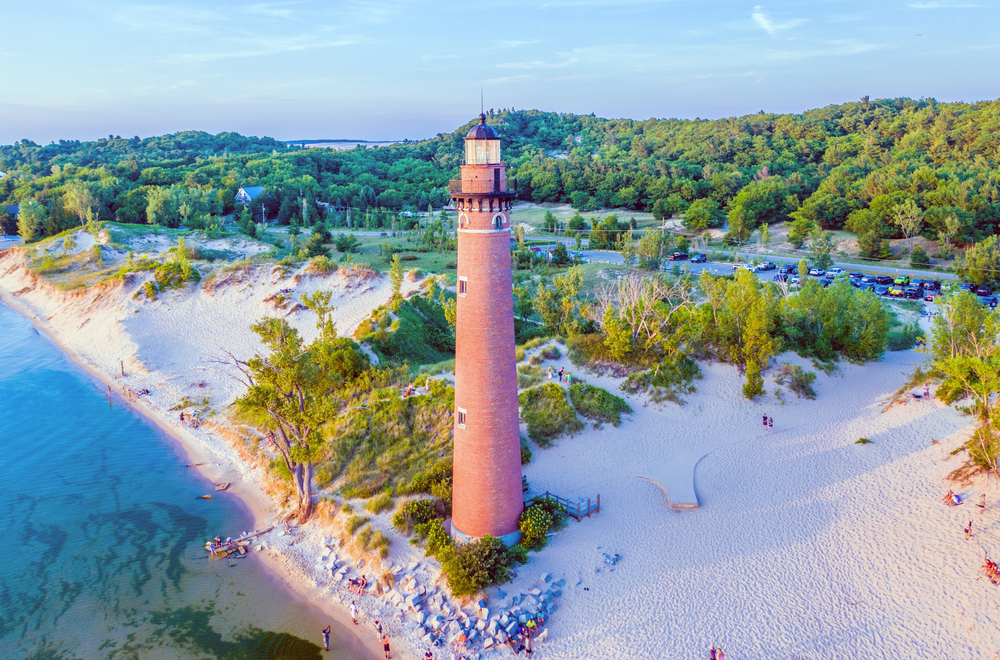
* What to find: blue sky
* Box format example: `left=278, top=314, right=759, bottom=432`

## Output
left=1, top=0, right=996, bottom=144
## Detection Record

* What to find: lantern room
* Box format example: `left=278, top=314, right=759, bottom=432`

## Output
left=464, top=114, right=501, bottom=165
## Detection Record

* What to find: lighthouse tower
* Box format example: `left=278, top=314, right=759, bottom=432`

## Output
left=449, top=114, right=522, bottom=544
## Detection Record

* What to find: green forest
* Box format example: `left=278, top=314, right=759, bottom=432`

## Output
left=2, top=97, right=999, bottom=261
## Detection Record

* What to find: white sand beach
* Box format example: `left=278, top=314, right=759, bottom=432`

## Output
left=1, top=238, right=996, bottom=659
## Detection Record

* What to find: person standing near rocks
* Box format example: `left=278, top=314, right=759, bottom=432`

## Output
left=424, top=649, right=433, bottom=659
left=382, top=634, right=391, bottom=659
left=350, top=600, right=358, bottom=625
left=322, top=625, right=330, bottom=651
left=375, top=619, right=382, bottom=636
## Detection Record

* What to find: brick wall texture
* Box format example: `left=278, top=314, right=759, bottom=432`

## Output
left=451, top=162, right=523, bottom=540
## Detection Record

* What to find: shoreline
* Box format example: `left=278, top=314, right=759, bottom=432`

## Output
left=0, top=285, right=383, bottom=660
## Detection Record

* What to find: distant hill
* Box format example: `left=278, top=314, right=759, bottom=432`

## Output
left=2, top=98, right=999, bottom=255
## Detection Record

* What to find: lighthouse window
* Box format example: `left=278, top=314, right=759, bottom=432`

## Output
left=494, top=216, right=503, bottom=229
left=458, top=277, right=468, bottom=297
left=457, top=408, right=467, bottom=429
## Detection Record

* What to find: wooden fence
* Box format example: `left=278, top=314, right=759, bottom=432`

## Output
left=526, top=491, right=601, bottom=522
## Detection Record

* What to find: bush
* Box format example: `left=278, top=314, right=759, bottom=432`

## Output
left=518, top=383, right=584, bottom=447
left=520, top=436, right=533, bottom=465
left=308, top=255, right=336, bottom=274
left=366, top=489, right=394, bottom=514
left=154, top=258, right=200, bottom=291
left=622, top=355, right=702, bottom=404
left=519, top=504, right=553, bottom=550
left=773, top=363, right=817, bottom=399
left=886, top=322, right=920, bottom=351
left=569, top=383, right=632, bottom=426
left=441, top=535, right=518, bottom=596
left=415, top=518, right=453, bottom=560
left=392, top=499, right=437, bottom=532
left=911, top=245, right=930, bottom=268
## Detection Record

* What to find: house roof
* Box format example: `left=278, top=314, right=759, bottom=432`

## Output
left=6, top=205, right=18, bottom=215
left=238, top=186, right=265, bottom=200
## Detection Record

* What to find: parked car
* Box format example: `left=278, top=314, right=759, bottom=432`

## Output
left=754, top=262, right=777, bottom=272
left=910, top=278, right=925, bottom=288
left=790, top=276, right=801, bottom=285
left=959, top=282, right=974, bottom=291
left=874, top=284, right=891, bottom=296
left=778, top=265, right=796, bottom=275
left=924, top=291, right=941, bottom=302
left=668, top=252, right=689, bottom=261
left=690, top=253, right=707, bottom=263
left=888, top=286, right=906, bottom=297
left=924, top=280, right=941, bottom=291
left=861, top=275, right=878, bottom=284
left=903, top=286, right=925, bottom=299
left=893, top=275, right=910, bottom=286
left=875, top=275, right=894, bottom=285
left=860, top=282, right=876, bottom=292
left=808, top=267, right=825, bottom=277
left=850, top=279, right=862, bottom=288
left=826, top=267, right=845, bottom=278
left=773, top=273, right=789, bottom=282
left=848, top=272, right=864, bottom=280
left=977, top=285, right=993, bottom=296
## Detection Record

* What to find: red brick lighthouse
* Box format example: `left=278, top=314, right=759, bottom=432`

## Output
left=450, top=114, right=522, bottom=544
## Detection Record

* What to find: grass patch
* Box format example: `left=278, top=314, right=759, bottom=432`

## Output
left=346, top=514, right=370, bottom=534
left=856, top=437, right=873, bottom=445
left=622, top=355, right=702, bottom=404
left=355, top=296, right=455, bottom=368
left=517, top=363, right=544, bottom=388
left=365, top=489, right=394, bottom=514
left=569, top=383, right=632, bottom=426
left=518, top=383, right=584, bottom=447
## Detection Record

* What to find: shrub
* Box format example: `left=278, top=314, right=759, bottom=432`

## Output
left=142, top=281, right=157, bottom=300
left=392, top=499, right=437, bottom=532
left=773, top=363, right=817, bottom=399
left=886, top=323, right=920, bottom=351
left=518, top=383, right=584, bottom=447
left=520, top=436, right=533, bottom=465
left=911, top=245, right=930, bottom=268
left=569, top=383, right=632, bottom=426
left=508, top=543, right=529, bottom=565
left=519, top=504, right=553, bottom=550
left=366, top=489, right=394, bottom=514
left=622, top=355, right=701, bottom=404
left=346, top=514, right=370, bottom=535
left=441, top=535, right=517, bottom=596
left=415, top=518, right=453, bottom=560
left=373, top=530, right=392, bottom=558
left=308, top=255, right=336, bottom=275
left=856, top=437, right=872, bottom=445
left=154, top=258, right=200, bottom=291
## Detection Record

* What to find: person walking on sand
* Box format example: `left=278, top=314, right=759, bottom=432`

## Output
left=978, top=494, right=987, bottom=514
left=709, top=645, right=717, bottom=660
left=382, top=635, right=391, bottom=659
left=350, top=600, right=357, bottom=625
left=322, top=625, right=331, bottom=651
left=717, top=648, right=725, bottom=660
left=375, top=619, right=382, bottom=636
left=924, top=384, right=931, bottom=399
left=966, top=520, right=974, bottom=540
left=762, top=414, right=768, bottom=432
left=558, top=367, right=564, bottom=382
left=547, top=367, right=552, bottom=382
left=768, top=416, right=773, bottom=432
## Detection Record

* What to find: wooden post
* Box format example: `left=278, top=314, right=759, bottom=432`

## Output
left=597, top=494, right=601, bottom=514
left=120, top=360, right=124, bottom=377
left=587, top=498, right=591, bottom=518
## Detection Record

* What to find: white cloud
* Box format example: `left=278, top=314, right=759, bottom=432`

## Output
left=496, top=57, right=578, bottom=70
left=752, top=6, right=806, bottom=36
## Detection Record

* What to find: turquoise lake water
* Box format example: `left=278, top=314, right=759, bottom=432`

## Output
left=0, top=301, right=373, bottom=660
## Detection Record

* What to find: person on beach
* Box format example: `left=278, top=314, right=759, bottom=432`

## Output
left=566, top=373, right=572, bottom=385
left=924, top=384, right=931, bottom=399
left=966, top=520, right=974, bottom=540
left=558, top=367, right=564, bottom=382
left=424, top=649, right=433, bottom=659
left=942, top=490, right=955, bottom=505
left=717, top=648, right=725, bottom=660
left=375, top=619, right=382, bottom=635
left=709, top=645, right=717, bottom=660
left=763, top=414, right=768, bottom=432
left=978, top=494, right=987, bottom=514
left=546, top=367, right=552, bottom=382
left=180, top=412, right=185, bottom=425
left=768, top=416, right=773, bottom=432
left=322, top=625, right=331, bottom=651
left=382, top=634, right=391, bottom=659
left=350, top=600, right=357, bottom=625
